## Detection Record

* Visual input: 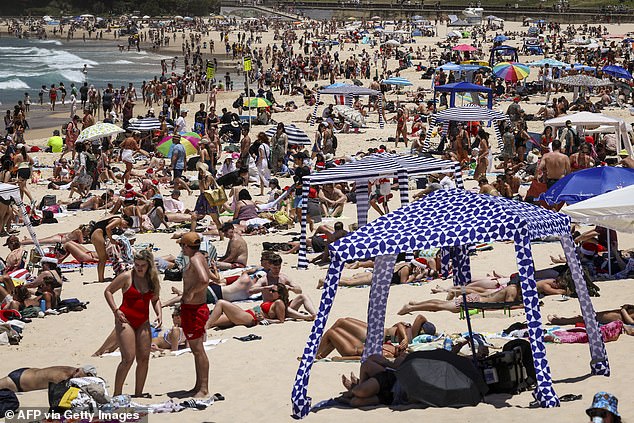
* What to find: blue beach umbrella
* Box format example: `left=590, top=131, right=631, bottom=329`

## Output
left=539, top=167, right=634, bottom=205
left=493, top=35, right=509, bottom=42
left=382, top=77, right=413, bottom=86
left=602, top=65, right=633, bottom=80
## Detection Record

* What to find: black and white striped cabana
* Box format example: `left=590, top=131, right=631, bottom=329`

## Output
left=423, top=106, right=509, bottom=152
left=126, top=117, right=173, bottom=132
left=297, top=153, right=461, bottom=269
left=264, top=124, right=312, bottom=146
left=310, top=85, right=384, bottom=129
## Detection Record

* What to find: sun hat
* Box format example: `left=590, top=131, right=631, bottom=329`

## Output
left=586, top=392, right=620, bottom=420
left=196, top=161, right=209, bottom=172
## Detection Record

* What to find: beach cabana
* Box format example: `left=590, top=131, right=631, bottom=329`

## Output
left=310, top=85, right=383, bottom=128
left=434, top=82, right=493, bottom=109
left=423, top=106, right=509, bottom=153
left=544, top=112, right=633, bottom=157
left=489, top=45, right=518, bottom=66
left=0, top=183, right=43, bottom=256
left=291, top=189, right=610, bottom=418
left=297, top=154, right=462, bottom=269
left=562, top=184, right=634, bottom=233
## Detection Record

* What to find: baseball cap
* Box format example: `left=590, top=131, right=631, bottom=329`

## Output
left=179, top=232, right=201, bottom=247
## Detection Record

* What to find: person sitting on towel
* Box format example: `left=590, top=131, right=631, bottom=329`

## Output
left=216, top=223, right=248, bottom=270
left=0, top=365, right=97, bottom=392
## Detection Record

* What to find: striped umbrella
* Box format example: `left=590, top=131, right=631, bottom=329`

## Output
left=492, top=62, right=530, bottom=82
left=127, top=117, right=172, bottom=131
left=157, top=135, right=198, bottom=156
left=264, top=124, right=311, bottom=146
left=382, top=77, right=413, bottom=86
left=77, top=122, right=124, bottom=142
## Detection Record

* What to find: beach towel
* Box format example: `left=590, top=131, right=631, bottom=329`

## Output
left=552, top=320, right=623, bottom=344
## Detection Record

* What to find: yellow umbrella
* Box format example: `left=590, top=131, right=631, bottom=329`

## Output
left=243, top=97, right=272, bottom=108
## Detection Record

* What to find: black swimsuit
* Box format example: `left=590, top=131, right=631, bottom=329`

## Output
left=8, top=368, right=28, bottom=392
left=89, top=217, right=118, bottom=239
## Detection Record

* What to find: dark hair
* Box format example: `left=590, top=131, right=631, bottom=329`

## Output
left=334, top=222, right=344, bottom=231
left=552, top=139, right=562, bottom=150
left=478, top=176, right=489, bottom=185
left=269, top=254, right=283, bottom=266
left=153, top=197, right=164, bottom=208
left=221, top=222, right=234, bottom=232
left=238, top=189, right=251, bottom=201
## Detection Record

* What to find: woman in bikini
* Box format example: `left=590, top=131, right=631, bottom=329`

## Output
left=207, top=284, right=306, bottom=328
left=90, top=215, right=133, bottom=282
left=316, top=315, right=436, bottom=360
left=317, top=260, right=438, bottom=288
left=104, top=249, right=161, bottom=397
left=21, top=225, right=90, bottom=246
left=13, top=144, right=34, bottom=204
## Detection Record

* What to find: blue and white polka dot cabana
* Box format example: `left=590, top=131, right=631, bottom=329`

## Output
left=297, top=153, right=462, bottom=269
left=291, top=189, right=609, bottom=418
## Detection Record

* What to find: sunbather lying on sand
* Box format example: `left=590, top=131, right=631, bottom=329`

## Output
left=0, top=365, right=97, bottom=392
left=317, top=260, right=438, bottom=289
left=316, top=315, right=436, bottom=361
left=163, top=271, right=259, bottom=307
left=548, top=304, right=634, bottom=335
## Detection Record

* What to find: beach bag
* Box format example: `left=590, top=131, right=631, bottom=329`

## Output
left=48, top=380, right=80, bottom=412
left=204, top=188, right=227, bottom=207
left=20, top=306, right=40, bottom=318
left=479, top=345, right=530, bottom=395
left=39, top=194, right=57, bottom=210
left=164, top=266, right=182, bottom=281
left=273, top=210, right=292, bottom=226
left=0, top=389, right=19, bottom=418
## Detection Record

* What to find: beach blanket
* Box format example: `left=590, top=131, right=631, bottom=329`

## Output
left=98, top=339, right=226, bottom=358
left=552, top=320, right=623, bottom=344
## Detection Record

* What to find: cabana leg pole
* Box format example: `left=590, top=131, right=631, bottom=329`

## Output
left=310, top=94, right=320, bottom=127
left=356, top=182, right=370, bottom=227
left=16, top=198, right=43, bottom=257
left=560, top=234, right=611, bottom=376
left=397, top=169, right=413, bottom=262
left=513, top=230, right=559, bottom=407
left=291, top=258, right=346, bottom=418
left=362, top=254, right=397, bottom=362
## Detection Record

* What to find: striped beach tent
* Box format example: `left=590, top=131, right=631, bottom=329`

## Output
left=423, top=105, right=509, bottom=153
left=127, top=117, right=173, bottom=132
left=297, top=153, right=462, bottom=269
left=264, top=124, right=311, bottom=146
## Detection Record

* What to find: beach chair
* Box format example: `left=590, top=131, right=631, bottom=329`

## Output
left=459, top=301, right=523, bottom=319
left=26, top=249, right=41, bottom=276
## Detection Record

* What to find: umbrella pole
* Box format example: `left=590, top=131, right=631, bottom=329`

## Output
left=461, top=286, right=478, bottom=361
left=605, top=228, right=612, bottom=276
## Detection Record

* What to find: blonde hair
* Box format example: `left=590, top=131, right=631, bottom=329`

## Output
left=134, top=249, right=160, bottom=296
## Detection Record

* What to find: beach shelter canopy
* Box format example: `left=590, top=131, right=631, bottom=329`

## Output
left=0, top=184, right=43, bottom=256
left=424, top=106, right=509, bottom=153
left=552, top=75, right=612, bottom=87
left=539, top=167, right=634, bottom=205
left=562, top=185, right=634, bottom=233
left=127, top=117, right=172, bottom=131
left=544, top=112, right=633, bottom=157
left=264, top=124, right=311, bottom=146
left=489, top=45, right=518, bottom=66
left=297, top=153, right=462, bottom=269
left=311, top=86, right=383, bottom=128
left=434, top=82, right=493, bottom=109
left=527, top=58, right=567, bottom=68
left=291, top=189, right=610, bottom=418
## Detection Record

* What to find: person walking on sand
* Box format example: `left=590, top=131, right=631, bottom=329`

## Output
left=104, top=249, right=161, bottom=398
left=179, top=232, right=211, bottom=399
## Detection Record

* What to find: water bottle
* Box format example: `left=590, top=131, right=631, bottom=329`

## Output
left=40, top=299, right=46, bottom=312
left=443, top=337, right=453, bottom=351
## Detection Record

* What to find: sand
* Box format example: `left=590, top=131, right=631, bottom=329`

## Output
left=1, top=18, right=634, bottom=423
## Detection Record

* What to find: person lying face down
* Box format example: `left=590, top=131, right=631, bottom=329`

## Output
left=0, top=365, right=97, bottom=392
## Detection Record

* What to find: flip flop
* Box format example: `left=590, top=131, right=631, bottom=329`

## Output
left=233, top=334, right=262, bottom=342
left=212, top=393, right=225, bottom=401
left=560, top=394, right=583, bottom=402
left=132, top=393, right=152, bottom=399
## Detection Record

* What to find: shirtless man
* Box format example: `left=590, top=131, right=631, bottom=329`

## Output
left=119, top=133, right=147, bottom=186
left=0, top=365, right=96, bottom=392
left=549, top=304, right=634, bottom=333
left=239, top=125, right=251, bottom=168
left=166, top=271, right=258, bottom=310
left=319, top=183, right=347, bottom=217
left=538, top=139, right=571, bottom=189
left=503, top=168, right=522, bottom=197
left=217, top=223, right=248, bottom=270
left=179, top=232, right=210, bottom=399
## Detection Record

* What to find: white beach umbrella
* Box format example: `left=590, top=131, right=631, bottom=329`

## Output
left=77, top=122, right=124, bottom=143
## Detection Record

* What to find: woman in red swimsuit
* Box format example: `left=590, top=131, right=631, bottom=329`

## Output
left=206, top=284, right=292, bottom=328
left=104, top=249, right=162, bottom=397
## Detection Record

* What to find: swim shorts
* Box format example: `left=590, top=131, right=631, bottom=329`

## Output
left=180, top=303, right=209, bottom=340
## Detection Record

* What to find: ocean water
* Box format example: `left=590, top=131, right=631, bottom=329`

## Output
left=0, top=37, right=177, bottom=106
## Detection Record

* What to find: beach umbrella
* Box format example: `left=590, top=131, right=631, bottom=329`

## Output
left=244, top=97, right=272, bottom=108
left=77, top=122, right=124, bottom=143
left=142, top=15, right=150, bottom=19
left=539, top=167, right=634, bottom=205
left=412, top=15, right=423, bottom=20
left=452, top=44, right=477, bottom=52
left=126, top=117, right=172, bottom=131
left=492, top=62, right=530, bottom=82
left=396, top=350, right=488, bottom=407
left=561, top=185, right=634, bottom=234
left=382, top=77, right=413, bottom=86
left=437, top=62, right=462, bottom=71
left=552, top=75, right=612, bottom=87
left=602, top=65, right=633, bottom=80
left=493, top=35, right=509, bottom=42
left=371, top=15, right=382, bottom=20
left=183, top=16, right=194, bottom=21
left=174, top=15, right=183, bottom=20
left=384, top=39, right=400, bottom=46
left=181, top=132, right=202, bottom=146
left=157, top=136, right=198, bottom=157
left=527, top=58, right=567, bottom=68
left=264, top=124, right=311, bottom=146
